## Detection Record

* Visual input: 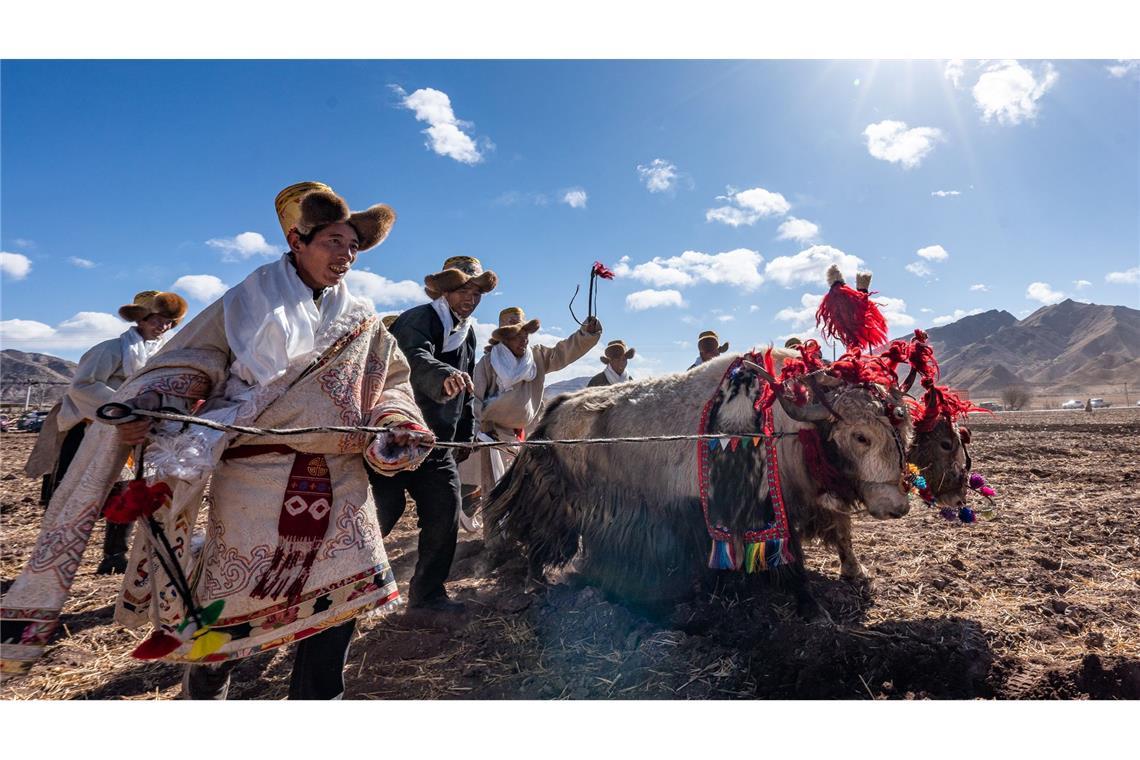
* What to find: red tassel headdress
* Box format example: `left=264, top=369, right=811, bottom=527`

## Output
left=815, top=266, right=888, bottom=352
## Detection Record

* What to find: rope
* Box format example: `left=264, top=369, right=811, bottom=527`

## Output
left=113, top=407, right=794, bottom=451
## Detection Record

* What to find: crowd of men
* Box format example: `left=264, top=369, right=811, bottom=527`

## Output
left=2, top=180, right=744, bottom=698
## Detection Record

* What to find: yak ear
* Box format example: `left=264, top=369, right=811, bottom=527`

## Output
left=741, top=359, right=775, bottom=384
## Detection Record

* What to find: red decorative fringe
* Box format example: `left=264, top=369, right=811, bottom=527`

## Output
left=103, top=480, right=172, bottom=524
left=797, top=428, right=848, bottom=497
left=913, top=379, right=989, bottom=432
left=815, top=281, right=889, bottom=351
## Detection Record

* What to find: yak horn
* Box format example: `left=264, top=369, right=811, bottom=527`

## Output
left=741, top=359, right=776, bottom=384
left=776, top=394, right=834, bottom=423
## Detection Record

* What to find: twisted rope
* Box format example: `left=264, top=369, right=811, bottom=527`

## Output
left=118, top=408, right=793, bottom=450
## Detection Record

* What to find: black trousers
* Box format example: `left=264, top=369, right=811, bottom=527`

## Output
left=369, top=450, right=461, bottom=605
left=41, top=422, right=87, bottom=505
left=183, top=619, right=357, bottom=700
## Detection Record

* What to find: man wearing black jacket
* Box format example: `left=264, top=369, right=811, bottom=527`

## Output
left=370, top=256, right=497, bottom=612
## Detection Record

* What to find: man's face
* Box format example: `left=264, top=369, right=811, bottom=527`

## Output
left=444, top=282, right=483, bottom=320
left=502, top=330, right=530, bottom=358
left=698, top=340, right=720, bottom=362
left=291, top=222, right=360, bottom=289
left=608, top=354, right=628, bottom=374
left=136, top=313, right=176, bottom=341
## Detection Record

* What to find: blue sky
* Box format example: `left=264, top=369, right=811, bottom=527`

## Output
left=2, top=59, right=1138, bottom=381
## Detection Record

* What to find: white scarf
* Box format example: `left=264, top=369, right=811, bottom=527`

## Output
left=120, top=326, right=168, bottom=377
left=223, top=254, right=360, bottom=387
left=603, top=364, right=630, bottom=385
left=431, top=296, right=471, bottom=354
left=489, top=342, right=537, bottom=393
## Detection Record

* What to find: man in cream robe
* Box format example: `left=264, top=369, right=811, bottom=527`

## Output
left=587, top=339, right=635, bottom=387
left=24, top=290, right=187, bottom=574
left=1, top=183, right=432, bottom=700
left=472, top=308, right=601, bottom=506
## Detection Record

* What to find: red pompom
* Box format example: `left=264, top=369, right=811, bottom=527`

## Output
left=131, top=630, right=182, bottom=660
left=104, top=480, right=172, bottom=524
left=815, top=280, right=889, bottom=351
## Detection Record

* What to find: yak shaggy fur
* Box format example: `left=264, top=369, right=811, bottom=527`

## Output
left=486, top=351, right=924, bottom=608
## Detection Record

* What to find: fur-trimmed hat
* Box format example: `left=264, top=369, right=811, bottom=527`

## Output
left=118, top=291, right=189, bottom=325
left=381, top=314, right=399, bottom=330
left=600, top=339, right=635, bottom=364
left=698, top=330, right=729, bottom=354
left=784, top=337, right=803, bottom=349
left=275, top=181, right=396, bottom=253
left=489, top=306, right=540, bottom=345
left=424, top=256, right=498, bottom=300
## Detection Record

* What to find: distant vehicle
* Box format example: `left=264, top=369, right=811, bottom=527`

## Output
left=16, top=410, right=50, bottom=432
left=1061, top=400, right=1082, bottom=410
left=1090, top=398, right=1111, bottom=408
left=978, top=402, right=1004, bottom=412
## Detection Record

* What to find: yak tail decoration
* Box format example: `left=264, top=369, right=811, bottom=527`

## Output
left=815, top=266, right=889, bottom=351
left=707, top=539, right=739, bottom=571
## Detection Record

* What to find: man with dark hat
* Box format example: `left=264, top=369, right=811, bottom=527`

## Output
left=588, top=340, right=634, bottom=387
left=473, top=307, right=601, bottom=503
left=369, top=255, right=497, bottom=613
left=687, top=330, right=729, bottom=369
left=24, top=289, right=188, bottom=574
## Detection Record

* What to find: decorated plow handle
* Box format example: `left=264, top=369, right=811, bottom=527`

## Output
left=96, top=401, right=140, bottom=425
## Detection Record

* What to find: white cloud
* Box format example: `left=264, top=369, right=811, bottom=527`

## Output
left=1105, top=267, right=1139, bottom=285
left=637, top=159, right=678, bottom=193
left=863, top=120, right=945, bottom=169
left=614, top=248, right=766, bottom=291
left=626, top=289, right=685, bottom=311
left=765, top=245, right=864, bottom=288
left=67, top=257, right=97, bottom=269
left=394, top=85, right=485, bottom=165
left=1072, top=279, right=1092, bottom=290
left=932, top=308, right=983, bottom=326
left=931, top=190, right=961, bottom=197
left=920, top=308, right=934, bottom=313
left=776, top=217, right=820, bottom=244
left=706, top=186, right=790, bottom=227
left=749, top=305, right=761, bottom=313
left=970, top=283, right=989, bottom=292
left=206, top=231, right=278, bottom=262
left=944, top=59, right=966, bottom=89
left=1026, top=281, right=1065, bottom=304
left=12, top=238, right=35, bottom=249
left=972, top=60, right=1058, bottom=125
left=916, top=244, right=949, bottom=262
left=717, top=315, right=734, bottom=322
left=1106, top=60, right=1140, bottom=79
left=561, top=189, right=588, bottom=209
left=0, top=252, right=32, bottom=280
left=905, top=261, right=933, bottom=278
left=0, top=311, right=124, bottom=351
left=345, top=270, right=430, bottom=308
left=171, top=274, right=229, bottom=302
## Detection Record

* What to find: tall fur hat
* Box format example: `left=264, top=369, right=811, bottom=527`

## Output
left=600, top=339, right=635, bottom=364
left=489, top=306, right=540, bottom=345
left=275, top=181, right=396, bottom=252
left=698, top=330, right=729, bottom=354
left=118, top=290, right=189, bottom=324
left=424, top=256, right=499, bottom=300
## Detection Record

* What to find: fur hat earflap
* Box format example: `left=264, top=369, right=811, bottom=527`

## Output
left=425, top=256, right=499, bottom=299
left=118, top=290, right=189, bottom=325
left=275, top=181, right=396, bottom=252
left=600, top=339, right=635, bottom=363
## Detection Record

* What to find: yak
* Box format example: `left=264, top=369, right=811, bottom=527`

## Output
left=485, top=348, right=970, bottom=617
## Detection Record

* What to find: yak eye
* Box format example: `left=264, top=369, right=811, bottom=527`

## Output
left=855, top=433, right=870, bottom=445
left=940, top=440, right=953, bottom=451
left=892, top=407, right=906, bottom=420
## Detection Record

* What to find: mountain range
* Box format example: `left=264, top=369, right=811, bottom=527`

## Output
left=4, top=300, right=1137, bottom=407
